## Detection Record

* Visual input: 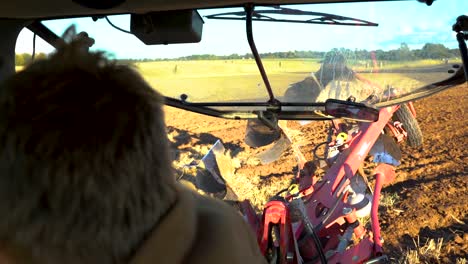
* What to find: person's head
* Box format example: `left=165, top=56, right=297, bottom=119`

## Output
left=0, top=39, right=176, bottom=264
left=315, top=52, right=355, bottom=87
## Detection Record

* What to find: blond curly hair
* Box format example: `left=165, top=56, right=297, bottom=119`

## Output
left=0, top=38, right=176, bottom=264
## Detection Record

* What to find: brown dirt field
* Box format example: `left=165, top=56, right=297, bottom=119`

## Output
left=164, top=84, right=467, bottom=263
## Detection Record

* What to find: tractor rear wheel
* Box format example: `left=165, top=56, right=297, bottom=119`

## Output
left=394, top=104, right=423, bottom=147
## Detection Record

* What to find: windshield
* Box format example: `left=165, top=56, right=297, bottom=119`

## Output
left=18, top=0, right=466, bottom=112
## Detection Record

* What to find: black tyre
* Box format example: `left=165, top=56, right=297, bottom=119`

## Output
left=394, top=104, right=423, bottom=147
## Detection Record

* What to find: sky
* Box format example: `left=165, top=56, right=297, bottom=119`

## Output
left=14, top=0, right=468, bottom=59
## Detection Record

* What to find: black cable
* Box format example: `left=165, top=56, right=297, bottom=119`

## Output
left=105, top=16, right=132, bottom=34
left=295, top=198, right=328, bottom=264
left=31, top=33, right=37, bottom=62
left=274, top=187, right=289, bottom=197
left=313, top=141, right=329, bottom=161
left=306, top=224, right=327, bottom=264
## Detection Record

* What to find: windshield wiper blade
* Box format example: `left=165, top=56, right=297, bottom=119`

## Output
left=205, top=6, right=378, bottom=27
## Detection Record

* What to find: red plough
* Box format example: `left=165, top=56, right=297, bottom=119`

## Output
left=239, top=104, right=415, bottom=264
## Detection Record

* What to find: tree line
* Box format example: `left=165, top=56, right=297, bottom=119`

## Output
left=15, top=53, right=48, bottom=66
left=16, top=43, right=460, bottom=65
left=120, top=43, right=460, bottom=63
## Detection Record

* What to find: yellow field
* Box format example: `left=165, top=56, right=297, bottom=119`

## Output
left=136, top=58, right=452, bottom=102
left=136, top=59, right=320, bottom=102
left=16, top=58, right=454, bottom=103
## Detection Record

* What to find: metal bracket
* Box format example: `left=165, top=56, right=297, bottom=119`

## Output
left=244, top=4, right=276, bottom=103
left=453, top=15, right=468, bottom=80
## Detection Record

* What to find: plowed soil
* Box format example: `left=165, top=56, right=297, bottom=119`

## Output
left=165, top=84, right=467, bottom=263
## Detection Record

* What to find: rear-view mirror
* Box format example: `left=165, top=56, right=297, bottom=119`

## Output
left=325, top=99, right=379, bottom=122
left=131, top=10, right=204, bottom=45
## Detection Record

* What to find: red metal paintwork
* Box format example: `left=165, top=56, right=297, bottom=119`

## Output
left=407, top=102, right=417, bottom=118
left=243, top=104, right=410, bottom=263
left=259, top=200, right=300, bottom=264
left=371, top=164, right=396, bottom=255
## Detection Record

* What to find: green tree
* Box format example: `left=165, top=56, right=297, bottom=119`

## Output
left=21, top=53, right=32, bottom=65
left=397, top=43, right=415, bottom=61
left=420, top=43, right=451, bottom=59
left=35, top=53, right=47, bottom=60
left=15, top=54, right=25, bottom=66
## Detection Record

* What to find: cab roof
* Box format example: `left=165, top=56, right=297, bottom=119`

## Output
left=1, top=0, right=401, bottom=19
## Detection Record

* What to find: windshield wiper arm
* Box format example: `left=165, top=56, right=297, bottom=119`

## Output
left=205, top=6, right=378, bottom=27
